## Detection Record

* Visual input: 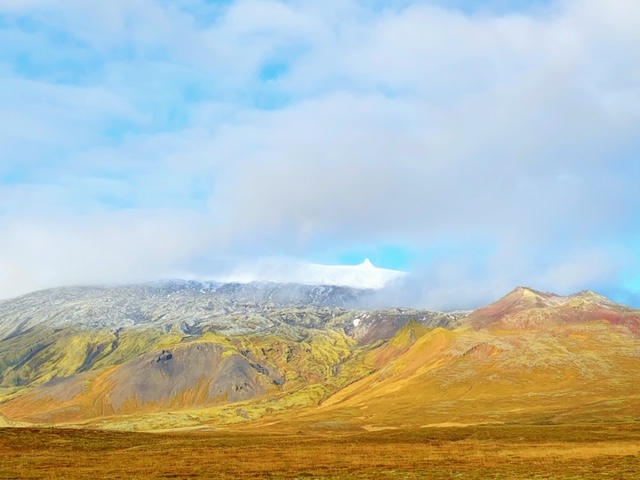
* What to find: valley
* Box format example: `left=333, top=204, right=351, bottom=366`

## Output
left=2, top=424, right=640, bottom=479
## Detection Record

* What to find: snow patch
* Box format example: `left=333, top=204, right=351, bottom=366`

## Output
left=206, top=258, right=407, bottom=290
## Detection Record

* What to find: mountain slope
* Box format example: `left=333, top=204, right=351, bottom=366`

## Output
left=295, top=289, right=640, bottom=429
left=0, top=330, right=351, bottom=423
left=314, top=324, right=640, bottom=426
left=0, top=281, right=463, bottom=425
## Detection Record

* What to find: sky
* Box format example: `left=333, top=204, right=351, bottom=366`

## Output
left=1, top=0, right=639, bottom=309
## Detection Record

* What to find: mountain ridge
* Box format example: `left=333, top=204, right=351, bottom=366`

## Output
left=467, top=286, right=640, bottom=333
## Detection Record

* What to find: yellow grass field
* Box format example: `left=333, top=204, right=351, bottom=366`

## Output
left=1, top=423, right=640, bottom=479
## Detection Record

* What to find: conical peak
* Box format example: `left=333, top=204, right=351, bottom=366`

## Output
left=360, top=258, right=375, bottom=269
left=468, top=285, right=640, bottom=332
left=482, top=286, right=564, bottom=314
left=507, top=286, right=554, bottom=299
left=571, top=290, right=607, bottom=300
left=567, top=290, right=620, bottom=308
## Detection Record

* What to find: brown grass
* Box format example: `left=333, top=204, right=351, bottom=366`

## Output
left=1, top=423, right=639, bottom=479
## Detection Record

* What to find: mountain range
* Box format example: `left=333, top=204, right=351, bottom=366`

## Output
left=0, top=281, right=639, bottom=432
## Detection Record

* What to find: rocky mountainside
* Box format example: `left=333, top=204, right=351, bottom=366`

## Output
left=0, top=280, right=465, bottom=342
left=0, top=280, right=466, bottom=425
left=0, top=281, right=374, bottom=340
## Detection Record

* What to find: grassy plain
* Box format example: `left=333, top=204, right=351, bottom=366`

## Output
left=1, top=423, right=640, bottom=479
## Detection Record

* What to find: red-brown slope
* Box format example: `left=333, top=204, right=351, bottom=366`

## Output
left=466, top=287, right=640, bottom=334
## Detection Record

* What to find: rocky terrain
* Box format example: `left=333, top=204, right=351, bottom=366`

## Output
left=0, top=281, right=367, bottom=339
left=0, top=281, right=463, bottom=340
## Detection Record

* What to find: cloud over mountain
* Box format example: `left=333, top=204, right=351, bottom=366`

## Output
left=0, top=0, right=639, bottom=304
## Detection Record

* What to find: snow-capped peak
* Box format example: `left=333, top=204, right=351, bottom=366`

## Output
left=200, top=258, right=407, bottom=290
left=359, top=258, right=375, bottom=269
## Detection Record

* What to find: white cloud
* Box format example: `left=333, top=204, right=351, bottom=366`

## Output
left=0, top=0, right=639, bottom=305
left=183, top=257, right=406, bottom=290
left=0, top=211, right=212, bottom=298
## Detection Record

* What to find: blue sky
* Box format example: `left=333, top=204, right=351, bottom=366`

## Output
left=0, top=0, right=639, bottom=308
